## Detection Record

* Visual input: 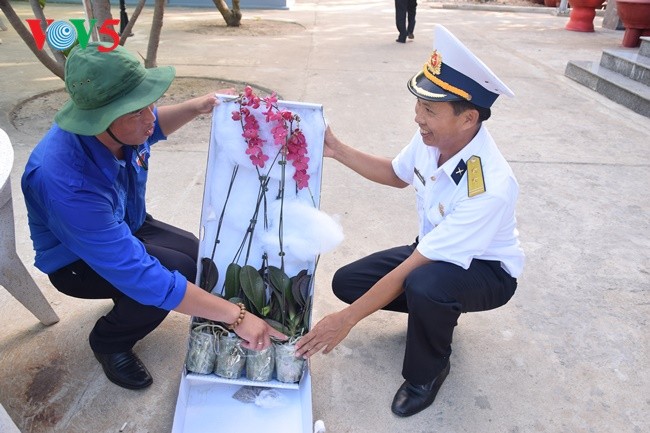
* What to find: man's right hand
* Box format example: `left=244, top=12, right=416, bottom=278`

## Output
left=234, top=312, right=287, bottom=351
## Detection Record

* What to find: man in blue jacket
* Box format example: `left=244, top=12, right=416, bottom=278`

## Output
left=22, top=43, right=284, bottom=390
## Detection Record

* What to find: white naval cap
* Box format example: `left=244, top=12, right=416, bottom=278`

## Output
left=407, top=24, right=514, bottom=108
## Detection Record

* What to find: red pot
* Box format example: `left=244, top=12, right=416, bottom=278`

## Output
left=616, top=0, right=650, bottom=47
left=565, top=0, right=606, bottom=32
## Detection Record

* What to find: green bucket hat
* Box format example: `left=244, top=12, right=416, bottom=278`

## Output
left=55, top=42, right=175, bottom=136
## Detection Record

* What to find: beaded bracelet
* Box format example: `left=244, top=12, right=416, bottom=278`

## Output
left=227, top=303, right=246, bottom=330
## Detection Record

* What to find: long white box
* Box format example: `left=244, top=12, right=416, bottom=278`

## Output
left=172, top=95, right=326, bottom=433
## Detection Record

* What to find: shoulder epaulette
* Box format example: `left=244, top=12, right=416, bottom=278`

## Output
left=467, top=155, right=486, bottom=197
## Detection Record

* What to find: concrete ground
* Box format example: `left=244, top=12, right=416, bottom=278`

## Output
left=1, top=1, right=648, bottom=432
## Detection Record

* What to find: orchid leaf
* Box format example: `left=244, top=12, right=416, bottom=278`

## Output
left=288, top=315, right=303, bottom=337
left=229, top=296, right=245, bottom=305
left=302, top=295, right=312, bottom=329
left=287, top=302, right=297, bottom=320
left=269, top=290, right=284, bottom=322
left=269, top=265, right=292, bottom=302
left=264, top=317, right=290, bottom=336
left=224, top=263, right=241, bottom=300
left=299, top=273, right=312, bottom=305
left=268, top=266, right=293, bottom=296
left=291, top=274, right=305, bottom=308
left=199, top=257, right=218, bottom=292
left=291, top=271, right=311, bottom=306
left=240, top=265, right=266, bottom=317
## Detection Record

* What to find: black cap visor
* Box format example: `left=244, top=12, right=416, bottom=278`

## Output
left=407, top=71, right=466, bottom=103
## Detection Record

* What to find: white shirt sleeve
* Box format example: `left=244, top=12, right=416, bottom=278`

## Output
left=391, top=131, right=423, bottom=185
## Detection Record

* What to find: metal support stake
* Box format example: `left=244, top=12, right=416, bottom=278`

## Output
left=119, top=0, right=129, bottom=35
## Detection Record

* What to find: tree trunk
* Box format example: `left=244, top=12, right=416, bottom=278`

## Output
left=91, top=0, right=116, bottom=43
left=145, top=0, right=165, bottom=68
left=212, top=0, right=242, bottom=27
left=30, top=0, right=66, bottom=65
left=0, top=0, right=64, bottom=79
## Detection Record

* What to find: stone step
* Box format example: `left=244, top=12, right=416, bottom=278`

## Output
left=565, top=60, right=650, bottom=118
left=600, top=48, right=650, bottom=87
left=641, top=36, right=650, bottom=58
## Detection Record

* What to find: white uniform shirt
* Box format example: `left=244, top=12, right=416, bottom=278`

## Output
left=392, top=125, right=525, bottom=278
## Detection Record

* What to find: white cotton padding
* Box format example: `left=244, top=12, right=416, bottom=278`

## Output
left=257, top=199, right=344, bottom=262
left=254, top=389, right=287, bottom=408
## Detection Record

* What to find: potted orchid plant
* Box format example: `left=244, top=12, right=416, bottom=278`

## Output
left=221, top=256, right=312, bottom=382
left=192, top=86, right=339, bottom=383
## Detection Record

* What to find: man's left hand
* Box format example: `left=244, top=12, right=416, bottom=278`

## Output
left=295, top=309, right=355, bottom=359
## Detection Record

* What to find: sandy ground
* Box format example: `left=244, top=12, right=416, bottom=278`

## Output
left=2, top=2, right=646, bottom=433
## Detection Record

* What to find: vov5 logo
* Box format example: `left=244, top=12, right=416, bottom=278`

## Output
left=26, top=19, right=120, bottom=52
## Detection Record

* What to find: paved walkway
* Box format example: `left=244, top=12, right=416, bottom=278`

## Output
left=0, top=1, right=648, bottom=432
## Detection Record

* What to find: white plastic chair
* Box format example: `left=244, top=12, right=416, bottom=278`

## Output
left=0, top=402, right=21, bottom=433
left=0, top=128, right=59, bottom=326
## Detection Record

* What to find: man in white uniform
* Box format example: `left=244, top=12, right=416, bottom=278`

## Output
left=296, top=24, right=525, bottom=417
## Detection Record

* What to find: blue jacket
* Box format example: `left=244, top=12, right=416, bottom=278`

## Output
left=21, top=113, right=187, bottom=310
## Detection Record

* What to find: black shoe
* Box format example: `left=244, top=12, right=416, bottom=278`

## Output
left=94, top=350, right=153, bottom=390
left=408, top=33, right=414, bottom=39
left=396, top=37, right=406, bottom=43
left=391, top=360, right=450, bottom=417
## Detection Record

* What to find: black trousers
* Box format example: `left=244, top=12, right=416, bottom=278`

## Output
left=332, top=242, right=517, bottom=385
left=395, top=0, right=417, bottom=39
left=48, top=215, right=199, bottom=354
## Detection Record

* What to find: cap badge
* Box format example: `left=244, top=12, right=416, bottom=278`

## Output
left=427, top=50, right=443, bottom=75
left=422, top=51, right=472, bottom=102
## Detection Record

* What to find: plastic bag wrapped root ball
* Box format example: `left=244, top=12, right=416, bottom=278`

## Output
left=186, top=324, right=220, bottom=374
left=214, top=332, right=246, bottom=379
left=245, top=345, right=275, bottom=381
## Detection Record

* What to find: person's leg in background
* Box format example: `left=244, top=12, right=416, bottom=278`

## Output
left=406, top=0, right=417, bottom=39
left=394, top=0, right=409, bottom=43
